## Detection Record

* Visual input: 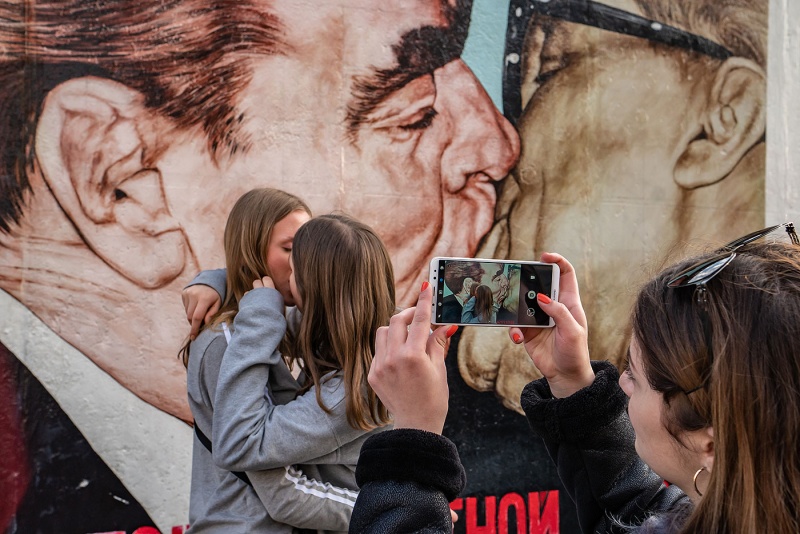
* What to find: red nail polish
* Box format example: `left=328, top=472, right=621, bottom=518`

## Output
left=446, top=325, right=458, bottom=338
left=537, top=292, right=552, bottom=304
left=512, top=333, right=521, bottom=344
left=421, top=281, right=430, bottom=292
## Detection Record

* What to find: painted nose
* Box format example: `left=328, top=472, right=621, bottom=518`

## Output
left=436, top=60, right=521, bottom=193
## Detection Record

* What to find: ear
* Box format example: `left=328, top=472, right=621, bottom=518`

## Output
left=35, top=76, right=189, bottom=288
left=674, top=58, right=766, bottom=189
left=702, top=426, right=715, bottom=472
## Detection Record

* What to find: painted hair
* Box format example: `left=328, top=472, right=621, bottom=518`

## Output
left=632, top=0, right=767, bottom=68
left=290, top=214, right=394, bottom=430
left=632, top=241, right=800, bottom=533
left=0, top=0, right=284, bottom=233
left=180, top=187, right=310, bottom=367
left=444, top=261, right=485, bottom=295
left=472, top=284, right=494, bottom=323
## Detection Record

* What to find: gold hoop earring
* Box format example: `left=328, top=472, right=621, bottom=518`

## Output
left=693, top=466, right=708, bottom=497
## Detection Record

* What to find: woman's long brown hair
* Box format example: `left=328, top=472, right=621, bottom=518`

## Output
left=179, top=188, right=310, bottom=367
left=472, top=284, right=494, bottom=323
left=632, top=241, right=800, bottom=533
left=290, top=214, right=394, bottom=431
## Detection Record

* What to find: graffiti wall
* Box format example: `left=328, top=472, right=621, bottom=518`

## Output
left=0, top=0, right=772, bottom=532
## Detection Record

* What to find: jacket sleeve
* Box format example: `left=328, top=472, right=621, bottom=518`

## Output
left=461, top=297, right=480, bottom=324
left=522, top=360, right=689, bottom=533
left=185, top=268, right=228, bottom=300
left=248, top=465, right=356, bottom=531
left=349, top=429, right=465, bottom=533
left=212, top=288, right=368, bottom=471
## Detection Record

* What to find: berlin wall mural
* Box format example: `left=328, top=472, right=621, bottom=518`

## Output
left=0, top=0, right=768, bottom=532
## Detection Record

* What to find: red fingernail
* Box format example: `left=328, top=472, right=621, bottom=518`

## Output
left=446, top=325, right=458, bottom=338
left=537, top=292, right=551, bottom=304
left=512, top=333, right=521, bottom=344
left=421, top=281, right=430, bottom=292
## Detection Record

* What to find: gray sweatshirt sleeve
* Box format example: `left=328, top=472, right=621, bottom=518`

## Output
left=250, top=466, right=356, bottom=531
left=186, top=268, right=228, bottom=300
left=191, top=322, right=355, bottom=531
left=213, top=287, right=368, bottom=471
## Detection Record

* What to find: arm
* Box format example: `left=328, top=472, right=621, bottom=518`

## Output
left=509, top=253, right=688, bottom=532
left=213, top=288, right=367, bottom=471
left=248, top=465, right=356, bottom=531
left=351, top=285, right=460, bottom=532
left=522, top=361, right=688, bottom=532
left=350, top=429, right=464, bottom=534
left=183, top=269, right=227, bottom=338
left=460, top=297, right=480, bottom=324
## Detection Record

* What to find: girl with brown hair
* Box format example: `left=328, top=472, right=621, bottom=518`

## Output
left=354, top=223, right=800, bottom=533
left=183, top=204, right=395, bottom=532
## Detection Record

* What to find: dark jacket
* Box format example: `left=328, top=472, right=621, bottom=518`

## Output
left=349, top=361, right=689, bottom=533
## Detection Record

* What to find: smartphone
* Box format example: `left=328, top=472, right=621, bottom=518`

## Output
left=429, top=257, right=559, bottom=327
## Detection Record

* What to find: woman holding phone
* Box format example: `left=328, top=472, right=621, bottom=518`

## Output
left=352, top=224, right=800, bottom=533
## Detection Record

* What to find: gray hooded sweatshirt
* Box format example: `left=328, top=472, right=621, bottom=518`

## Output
left=187, top=272, right=387, bottom=533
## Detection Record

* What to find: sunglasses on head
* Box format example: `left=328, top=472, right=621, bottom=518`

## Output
left=666, top=223, right=798, bottom=394
left=667, top=223, right=799, bottom=299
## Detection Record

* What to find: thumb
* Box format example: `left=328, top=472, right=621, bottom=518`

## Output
left=427, top=325, right=457, bottom=359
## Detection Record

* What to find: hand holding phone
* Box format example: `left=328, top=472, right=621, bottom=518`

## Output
left=429, top=257, right=560, bottom=328
left=508, top=252, right=594, bottom=398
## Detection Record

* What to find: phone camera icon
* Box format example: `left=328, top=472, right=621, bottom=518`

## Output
left=527, top=290, right=536, bottom=300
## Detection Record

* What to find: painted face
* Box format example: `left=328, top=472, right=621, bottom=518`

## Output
left=267, top=210, right=310, bottom=306
left=160, top=0, right=519, bottom=308
left=620, top=337, right=688, bottom=487
left=504, top=0, right=710, bottom=359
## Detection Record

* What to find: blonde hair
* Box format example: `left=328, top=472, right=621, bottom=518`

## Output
left=291, top=214, right=395, bottom=430
left=180, top=188, right=310, bottom=367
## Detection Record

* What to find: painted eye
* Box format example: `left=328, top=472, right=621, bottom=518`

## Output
left=399, top=108, right=438, bottom=131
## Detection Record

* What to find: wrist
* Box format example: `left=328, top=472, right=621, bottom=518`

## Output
left=392, top=415, right=445, bottom=435
left=548, top=368, right=596, bottom=399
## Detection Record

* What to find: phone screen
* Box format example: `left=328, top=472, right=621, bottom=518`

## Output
left=432, top=258, right=557, bottom=327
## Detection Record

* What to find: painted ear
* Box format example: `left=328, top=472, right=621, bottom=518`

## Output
left=674, top=58, right=766, bottom=189
left=35, top=76, right=189, bottom=288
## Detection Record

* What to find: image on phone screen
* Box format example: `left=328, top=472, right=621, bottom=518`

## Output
left=432, top=258, right=557, bottom=327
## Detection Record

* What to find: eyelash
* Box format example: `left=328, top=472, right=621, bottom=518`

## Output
left=400, top=108, right=438, bottom=131
left=623, top=363, right=635, bottom=382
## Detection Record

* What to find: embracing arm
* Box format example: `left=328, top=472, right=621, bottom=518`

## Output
left=183, top=269, right=227, bottom=338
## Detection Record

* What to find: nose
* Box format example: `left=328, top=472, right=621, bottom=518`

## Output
left=436, top=60, right=521, bottom=193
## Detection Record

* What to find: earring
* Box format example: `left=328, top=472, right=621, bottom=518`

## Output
left=693, top=466, right=708, bottom=497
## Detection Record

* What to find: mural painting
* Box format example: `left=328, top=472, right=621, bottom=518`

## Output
left=0, top=0, right=767, bottom=532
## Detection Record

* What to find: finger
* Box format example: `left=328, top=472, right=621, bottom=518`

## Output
left=190, top=307, right=204, bottom=339
left=539, top=252, right=587, bottom=328
left=185, top=298, right=197, bottom=325
left=426, top=324, right=455, bottom=360
left=406, top=283, right=434, bottom=347
left=204, top=301, right=221, bottom=325
left=540, top=252, right=579, bottom=297
left=387, top=307, right=415, bottom=349
left=508, top=326, right=547, bottom=345
left=509, top=327, right=524, bottom=345
left=370, top=326, right=390, bottom=387
left=252, top=279, right=263, bottom=289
